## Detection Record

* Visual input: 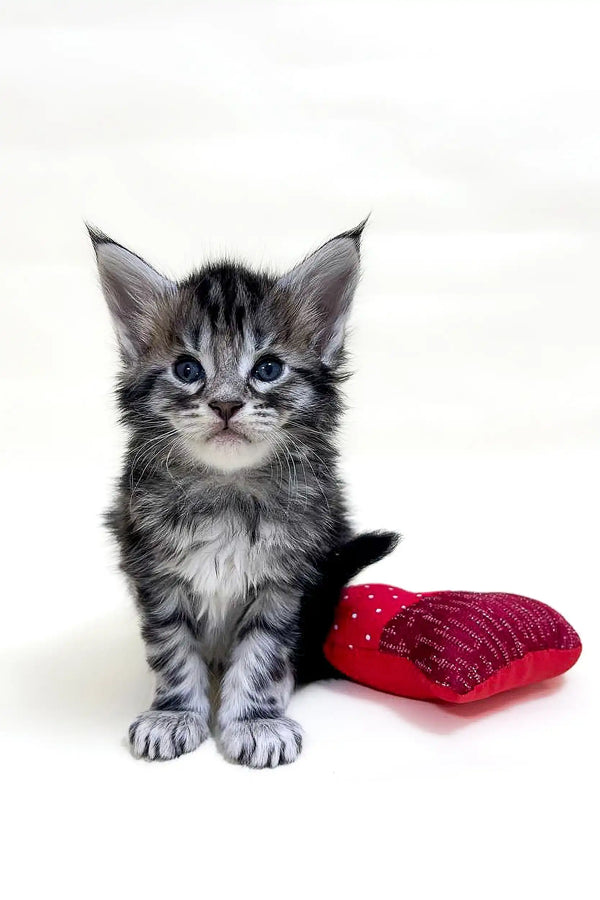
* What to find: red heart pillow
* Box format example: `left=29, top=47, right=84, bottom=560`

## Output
left=323, top=585, right=582, bottom=703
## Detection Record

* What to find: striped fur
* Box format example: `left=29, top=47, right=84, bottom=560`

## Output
left=90, top=223, right=398, bottom=766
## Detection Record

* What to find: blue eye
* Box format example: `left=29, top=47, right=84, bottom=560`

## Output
left=174, top=357, right=205, bottom=384
left=253, top=357, right=283, bottom=382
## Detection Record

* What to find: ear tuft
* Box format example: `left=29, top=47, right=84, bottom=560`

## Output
left=334, top=215, right=370, bottom=248
left=85, top=222, right=112, bottom=248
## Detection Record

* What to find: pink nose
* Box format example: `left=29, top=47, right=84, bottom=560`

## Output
left=208, top=400, right=244, bottom=425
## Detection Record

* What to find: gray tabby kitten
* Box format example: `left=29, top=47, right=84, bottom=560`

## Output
left=90, top=222, right=397, bottom=767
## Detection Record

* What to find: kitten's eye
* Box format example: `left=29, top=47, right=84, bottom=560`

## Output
left=173, top=357, right=205, bottom=384
left=253, top=357, right=283, bottom=382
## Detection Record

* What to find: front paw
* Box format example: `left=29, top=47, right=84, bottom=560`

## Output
left=128, top=710, right=209, bottom=761
left=220, top=717, right=303, bottom=768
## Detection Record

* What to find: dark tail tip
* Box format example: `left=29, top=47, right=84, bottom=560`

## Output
left=332, top=530, right=401, bottom=584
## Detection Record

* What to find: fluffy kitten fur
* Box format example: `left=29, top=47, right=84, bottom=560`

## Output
left=91, top=222, right=397, bottom=767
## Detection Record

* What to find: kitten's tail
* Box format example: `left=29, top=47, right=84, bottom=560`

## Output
left=294, top=530, right=400, bottom=685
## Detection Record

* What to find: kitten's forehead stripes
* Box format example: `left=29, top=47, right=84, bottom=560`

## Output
left=178, top=264, right=275, bottom=356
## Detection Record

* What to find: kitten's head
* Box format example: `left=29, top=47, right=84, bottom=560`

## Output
left=90, top=223, right=363, bottom=472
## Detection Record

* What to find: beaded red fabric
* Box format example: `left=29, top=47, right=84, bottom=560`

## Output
left=379, top=591, right=581, bottom=694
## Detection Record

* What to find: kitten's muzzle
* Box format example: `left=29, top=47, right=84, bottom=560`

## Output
left=208, top=400, right=244, bottom=426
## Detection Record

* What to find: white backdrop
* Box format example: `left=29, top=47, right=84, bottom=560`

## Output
left=1, top=1, right=598, bottom=897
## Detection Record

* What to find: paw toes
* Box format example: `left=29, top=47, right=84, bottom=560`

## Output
left=221, top=717, right=303, bottom=769
left=128, top=710, right=208, bottom=761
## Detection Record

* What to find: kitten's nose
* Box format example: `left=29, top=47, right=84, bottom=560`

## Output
left=209, top=400, right=244, bottom=425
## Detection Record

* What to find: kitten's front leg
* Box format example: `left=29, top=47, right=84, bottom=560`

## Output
left=218, top=603, right=302, bottom=769
left=129, top=579, right=210, bottom=761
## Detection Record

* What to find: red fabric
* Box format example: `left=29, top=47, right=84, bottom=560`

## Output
left=323, top=584, right=582, bottom=703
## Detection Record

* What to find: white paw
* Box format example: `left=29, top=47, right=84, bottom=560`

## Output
left=220, top=717, right=303, bottom=768
left=128, top=710, right=209, bottom=761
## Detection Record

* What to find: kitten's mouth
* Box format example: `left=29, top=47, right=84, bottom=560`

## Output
left=182, top=423, right=270, bottom=471
left=208, top=427, right=250, bottom=445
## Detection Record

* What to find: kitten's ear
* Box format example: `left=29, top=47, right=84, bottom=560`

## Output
left=276, top=221, right=365, bottom=363
left=87, top=226, right=175, bottom=363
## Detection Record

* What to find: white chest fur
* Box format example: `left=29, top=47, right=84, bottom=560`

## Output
left=169, top=514, right=282, bottom=625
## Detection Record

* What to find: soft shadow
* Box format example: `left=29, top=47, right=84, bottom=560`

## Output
left=9, top=610, right=151, bottom=732
left=310, top=675, right=567, bottom=735
left=9, top=612, right=567, bottom=740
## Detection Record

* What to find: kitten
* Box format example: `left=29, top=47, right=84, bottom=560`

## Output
left=90, top=222, right=398, bottom=767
